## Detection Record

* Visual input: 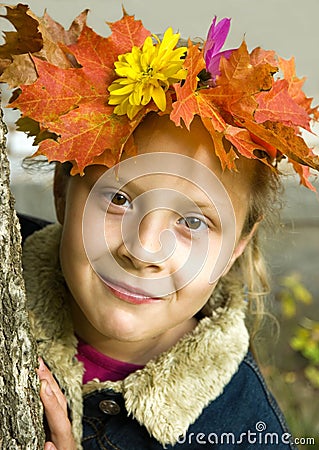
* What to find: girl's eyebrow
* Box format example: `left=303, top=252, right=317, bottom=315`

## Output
left=193, top=201, right=218, bottom=212
left=190, top=200, right=221, bottom=220
left=99, top=177, right=146, bottom=197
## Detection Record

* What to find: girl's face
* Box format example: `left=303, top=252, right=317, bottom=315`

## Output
left=57, top=115, right=255, bottom=358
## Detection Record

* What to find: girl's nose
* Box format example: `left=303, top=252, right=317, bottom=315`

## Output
left=117, top=210, right=176, bottom=270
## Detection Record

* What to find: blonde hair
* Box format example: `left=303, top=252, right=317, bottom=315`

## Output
left=208, top=160, right=282, bottom=344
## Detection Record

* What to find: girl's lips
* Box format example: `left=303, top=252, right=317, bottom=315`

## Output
left=98, top=276, right=163, bottom=305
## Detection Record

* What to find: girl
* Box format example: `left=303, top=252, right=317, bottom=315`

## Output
left=1, top=5, right=318, bottom=449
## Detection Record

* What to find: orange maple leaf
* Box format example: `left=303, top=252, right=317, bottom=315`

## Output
left=201, top=119, right=238, bottom=171
left=242, top=118, right=319, bottom=190
left=170, top=41, right=205, bottom=128
left=278, top=56, right=319, bottom=120
left=211, top=41, right=276, bottom=120
left=224, top=125, right=271, bottom=162
left=169, top=42, right=238, bottom=170
left=66, top=25, right=116, bottom=81
left=243, top=120, right=319, bottom=171
left=255, top=79, right=311, bottom=130
left=170, top=41, right=226, bottom=132
left=250, top=47, right=277, bottom=67
left=289, top=159, right=317, bottom=191
left=107, top=11, right=152, bottom=56
left=171, top=40, right=283, bottom=171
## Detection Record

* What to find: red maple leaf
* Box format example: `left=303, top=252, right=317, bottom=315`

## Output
left=67, top=13, right=150, bottom=81
left=9, top=13, right=152, bottom=174
left=10, top=57, right=108, bottom=122
left=35, top=102, right=158, bottom=175
left=34, top=104, right=132, bottom=174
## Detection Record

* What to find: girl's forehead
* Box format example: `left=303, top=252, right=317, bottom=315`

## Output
left=80, top=115, right=255, bottom=206
left=131, top=114, right=256, bottom=196
left=133, top=114, right=218, bottom=164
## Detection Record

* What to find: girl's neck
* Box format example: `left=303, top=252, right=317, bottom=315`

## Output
left=70, top=300, right=198, bottom=365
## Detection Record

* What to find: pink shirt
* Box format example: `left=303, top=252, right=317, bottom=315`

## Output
left=76, top=337, right=144, bottom=384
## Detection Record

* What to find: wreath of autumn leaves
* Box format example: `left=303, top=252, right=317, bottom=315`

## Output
left=0, top=4, right=318, bottom=189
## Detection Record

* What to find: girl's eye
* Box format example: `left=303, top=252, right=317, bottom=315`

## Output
left=111, top=192, right=130, bottom=207
left=102, top=190, right=131, bottom=210
left=178, top=216, right=208, bottom=231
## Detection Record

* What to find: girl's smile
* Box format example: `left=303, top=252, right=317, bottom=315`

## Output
left=98, top=276, right=164, bottom=305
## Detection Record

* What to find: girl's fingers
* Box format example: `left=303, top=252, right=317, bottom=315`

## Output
left=37, top=359, right=76, bottom=450
left=37, top=358, right=68, bottom=410
left=44, top=443, right=57, bottom=450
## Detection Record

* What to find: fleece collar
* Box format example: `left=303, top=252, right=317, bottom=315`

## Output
left=23, top=224, right=249, bottom=447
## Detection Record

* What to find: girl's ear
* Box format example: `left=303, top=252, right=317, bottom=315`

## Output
left=222, top=220, right=261, bottom=276
left=53, top=163, right=69, bottom=225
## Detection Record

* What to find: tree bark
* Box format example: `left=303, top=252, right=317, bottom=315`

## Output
left=0, top=100, right=45, bottom=448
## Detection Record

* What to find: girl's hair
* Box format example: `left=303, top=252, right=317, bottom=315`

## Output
left=203, top=159, right=282, bottom=345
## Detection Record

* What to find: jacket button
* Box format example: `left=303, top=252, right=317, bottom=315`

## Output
left=99, top=399, right=121, bottom=415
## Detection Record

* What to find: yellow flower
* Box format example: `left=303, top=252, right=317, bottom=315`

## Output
left=108, top=28, right=187, bottom=119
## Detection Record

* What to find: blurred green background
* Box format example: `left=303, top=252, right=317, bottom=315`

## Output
left=260, top=181, right=319, bottom=448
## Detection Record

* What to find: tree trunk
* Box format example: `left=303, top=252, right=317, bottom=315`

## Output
left=0, top=100, right=45, bottom=448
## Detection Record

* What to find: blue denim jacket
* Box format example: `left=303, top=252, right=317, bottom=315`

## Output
left=82, top=353, right=297, bottom=449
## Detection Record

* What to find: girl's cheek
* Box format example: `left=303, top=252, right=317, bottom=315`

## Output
left=80, top=202, right=121, bottom=261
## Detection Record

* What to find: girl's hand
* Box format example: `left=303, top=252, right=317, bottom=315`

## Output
left=37, top=358, right=77, bottom=450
